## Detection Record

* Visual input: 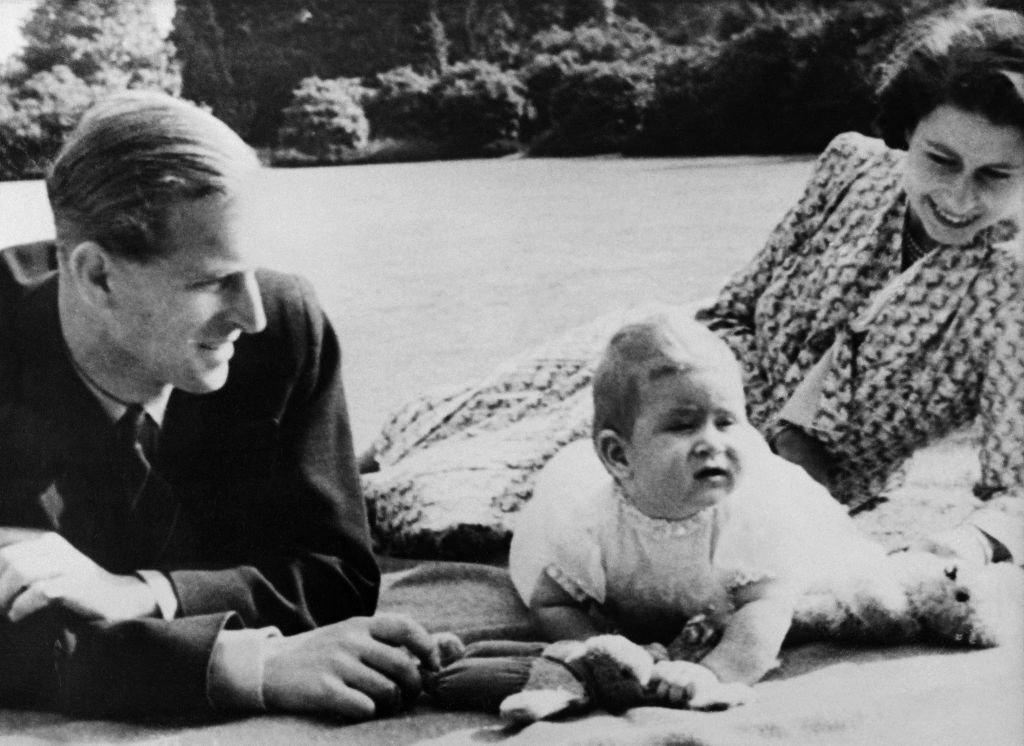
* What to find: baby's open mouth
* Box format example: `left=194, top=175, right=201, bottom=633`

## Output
left=694, top=466, right=730, bottom=480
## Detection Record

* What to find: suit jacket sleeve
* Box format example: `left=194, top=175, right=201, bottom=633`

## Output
left=0, top=608, right=237, bottom=716
left=161, top=274, right=380, bottom=633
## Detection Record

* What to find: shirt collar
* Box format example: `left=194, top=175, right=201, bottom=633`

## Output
left=70, top=359, right=170, bottom=427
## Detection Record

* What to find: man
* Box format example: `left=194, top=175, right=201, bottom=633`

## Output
left=0, top=92, right=439, bottom=719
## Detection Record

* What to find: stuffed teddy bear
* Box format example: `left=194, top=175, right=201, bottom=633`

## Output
left=425, top=551, right=1024, bottom=723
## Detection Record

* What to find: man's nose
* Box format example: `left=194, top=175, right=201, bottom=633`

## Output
left=227, top=271, right=267, bottom=334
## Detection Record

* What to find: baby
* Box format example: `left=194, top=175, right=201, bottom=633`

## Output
left=509, top=310, right=879, bottom=708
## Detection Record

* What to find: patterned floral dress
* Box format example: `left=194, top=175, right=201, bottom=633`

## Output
left=365, top=132, right=1023, bottom=560
left=697, top=132, right=1022, bottom=555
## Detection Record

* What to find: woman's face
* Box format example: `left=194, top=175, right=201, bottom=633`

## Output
left=903, top=104, right=1024, bottom=246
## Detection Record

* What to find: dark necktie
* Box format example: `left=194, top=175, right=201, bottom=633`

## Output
left=112, top=405, right=180, bottom=566
left=115, top=403, right=161, bottom=510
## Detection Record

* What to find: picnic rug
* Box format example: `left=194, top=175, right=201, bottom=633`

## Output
left=0, top=559, right=1020, bottom=745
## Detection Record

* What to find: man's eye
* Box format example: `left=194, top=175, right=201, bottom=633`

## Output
left=192, top=276, right=232, bottom=290
left=978, top=168, right=1012, bottom=182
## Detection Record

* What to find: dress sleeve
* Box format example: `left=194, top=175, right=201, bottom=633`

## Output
left=696, top=133, right=866, bottom=420
left=967, top=291, right=1024, bottom=563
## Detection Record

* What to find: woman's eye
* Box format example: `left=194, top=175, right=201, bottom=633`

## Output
left=926, top=152, right=956, bottom=169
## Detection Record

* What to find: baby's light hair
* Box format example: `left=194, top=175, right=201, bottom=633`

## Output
left=592, top=310, right=744, bottom=441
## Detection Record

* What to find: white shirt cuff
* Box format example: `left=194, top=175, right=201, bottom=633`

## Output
left=207, top=627, right=283, bottom=711
left=136, top=569, right=179, bottom=620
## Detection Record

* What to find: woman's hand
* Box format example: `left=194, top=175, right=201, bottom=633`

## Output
left=771, top=425, right=834, bottom=489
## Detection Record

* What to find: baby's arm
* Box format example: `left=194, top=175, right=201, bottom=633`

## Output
left=653, top=579, right=797, bottom=709
left=699, top=578, right=798, bottom=684
left=528, top=571, right=611, bottom=642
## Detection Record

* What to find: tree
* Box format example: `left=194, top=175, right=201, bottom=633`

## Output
left=0, top=0, right=180, bottom=180
left=14, top=0, right=180, bottom=92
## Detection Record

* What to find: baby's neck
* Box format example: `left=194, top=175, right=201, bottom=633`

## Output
left=616, top=482, right=721, bottom=523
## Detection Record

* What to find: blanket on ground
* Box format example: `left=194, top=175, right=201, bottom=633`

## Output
left=0, top=560, right=1019, bottom=745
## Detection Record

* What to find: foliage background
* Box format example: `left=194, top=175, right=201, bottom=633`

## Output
left=2, top=0, right=1022, bottom=178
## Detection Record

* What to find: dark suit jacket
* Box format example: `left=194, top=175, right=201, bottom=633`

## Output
left=0, top=242, right=379, bottom=716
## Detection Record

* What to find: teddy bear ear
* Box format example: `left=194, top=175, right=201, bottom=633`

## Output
left=944, top=566, right=958, bottom=581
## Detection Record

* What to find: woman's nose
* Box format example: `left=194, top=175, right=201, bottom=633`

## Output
left=944, top=173, right=978, bottom=211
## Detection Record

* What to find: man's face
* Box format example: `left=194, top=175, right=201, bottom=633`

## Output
left=622, top=367, right=756, bottom=520
left=105, top=194, right=267, bottom=396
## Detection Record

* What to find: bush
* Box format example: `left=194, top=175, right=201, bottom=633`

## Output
left=0, top=66, right=96, bottom=180
left=518, top=18, right=674, bottom=145
left=636, top=3, right=915, bottom=156
left=363, top=66, right=437, bottom=142
left=521, top=17, right=665, bottom=64
left=531, top=60, right=654, bottom=155
left=274, top=76, right=369, bottom=165
left=430, top=60, right=525, bottom=155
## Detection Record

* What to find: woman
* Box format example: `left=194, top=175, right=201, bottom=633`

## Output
left=697, top=4, right=1024, bottom=563
left=365, top=5, right=1023, bottom=565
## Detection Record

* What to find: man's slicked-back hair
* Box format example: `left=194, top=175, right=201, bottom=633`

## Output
left=874, top=5, right=1024, bottom=150
left=46, top=91, right=259, bottom=262
left=591, top=310, right=743, bottom=441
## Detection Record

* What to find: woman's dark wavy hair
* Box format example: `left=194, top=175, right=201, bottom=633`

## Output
left=874, top=4, right=1024, bottom=149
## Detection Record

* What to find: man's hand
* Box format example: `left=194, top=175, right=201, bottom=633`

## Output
left=262, top=613, right=442, bottom=720
left=0, top=529, right=158, bottom=622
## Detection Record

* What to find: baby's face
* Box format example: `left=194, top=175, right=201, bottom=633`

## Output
left=621, top=368, right=754, bottom=520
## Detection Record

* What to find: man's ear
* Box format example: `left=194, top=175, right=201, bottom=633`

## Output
left=65, top=241, right=112, bottom=305
left=595, top=428, right=631, bottom=482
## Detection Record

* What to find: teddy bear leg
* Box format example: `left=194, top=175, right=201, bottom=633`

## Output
left=427, top=656, right=539, bottom=712
left=792, top=566, right=918, bottom=644
left=499, top=656, right=592, bottom=724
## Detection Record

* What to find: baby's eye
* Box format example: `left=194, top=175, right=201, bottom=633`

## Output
left=715, top=415, right=738, bottom=429
left=667, top=418, right=698, bottom=432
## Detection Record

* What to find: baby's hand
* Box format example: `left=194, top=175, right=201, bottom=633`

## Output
left=651, top=660, right=754, bottom=710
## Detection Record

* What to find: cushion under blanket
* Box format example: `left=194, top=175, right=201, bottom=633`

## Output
left=361, top=301, right=988, bottom=560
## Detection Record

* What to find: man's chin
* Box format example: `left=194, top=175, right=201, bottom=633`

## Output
left=177, top=365, right=231, bottom=394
